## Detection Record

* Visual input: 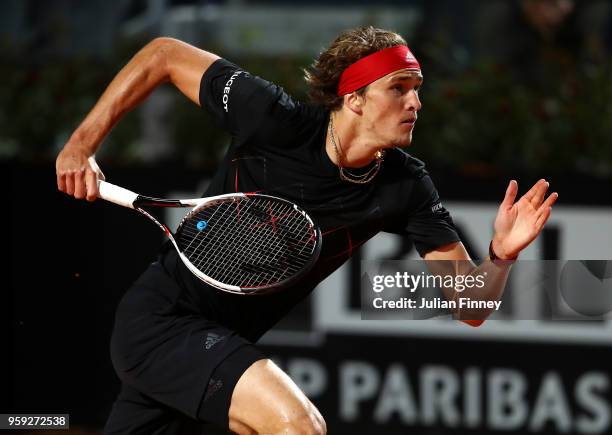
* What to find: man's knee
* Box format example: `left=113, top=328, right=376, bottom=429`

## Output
left=228, top=359, right=327, bottom=435
left=232, top=396, right=327, bottom=435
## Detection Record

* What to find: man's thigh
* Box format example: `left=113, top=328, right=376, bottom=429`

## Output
left=227, top=359, right=326, bottom=435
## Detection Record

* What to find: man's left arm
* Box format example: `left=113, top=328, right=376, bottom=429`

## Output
left=423, top=179, right=558, bottom=326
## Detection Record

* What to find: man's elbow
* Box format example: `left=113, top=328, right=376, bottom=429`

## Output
left=149, top=36, right=180, bottom=52
left=145, top=37, right=181, bottom=77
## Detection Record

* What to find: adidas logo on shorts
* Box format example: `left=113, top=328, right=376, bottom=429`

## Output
left=204, top=332, right=226, bottom=350
left=203, top=378, right=224, bottom=402
left=431, top=202, right=443, bottom=213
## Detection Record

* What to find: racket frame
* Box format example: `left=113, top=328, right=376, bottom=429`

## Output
left=98, top=180, right=321, bottom=294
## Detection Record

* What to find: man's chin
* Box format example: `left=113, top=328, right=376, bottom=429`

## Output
left=392, top=136, right=413, bottom=148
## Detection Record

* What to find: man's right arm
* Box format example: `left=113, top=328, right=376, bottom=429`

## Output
left=56, top=37, right=220, bottom=201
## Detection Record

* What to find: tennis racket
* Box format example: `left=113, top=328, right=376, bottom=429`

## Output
left=97, top=180, right=322, bottom=295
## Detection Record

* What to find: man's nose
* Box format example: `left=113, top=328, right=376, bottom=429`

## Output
left=406, top=91, right=422, bottom=112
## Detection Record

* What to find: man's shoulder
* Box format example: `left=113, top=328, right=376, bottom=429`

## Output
left=201, top=57, right=326, bottom=140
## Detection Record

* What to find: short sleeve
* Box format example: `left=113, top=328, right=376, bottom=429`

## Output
left=385, top=156, right=461, bottom=257
left=199, top=58, right=294, bottom=141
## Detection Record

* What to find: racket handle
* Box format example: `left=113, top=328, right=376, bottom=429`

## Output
left=98, top=180, right=139, bottom=209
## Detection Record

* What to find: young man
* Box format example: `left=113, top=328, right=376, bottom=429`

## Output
left=56, top=27, right=557, bottom=435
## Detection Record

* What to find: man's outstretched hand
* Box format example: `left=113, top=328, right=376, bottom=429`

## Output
left=491, top=179, right=558, bottom=260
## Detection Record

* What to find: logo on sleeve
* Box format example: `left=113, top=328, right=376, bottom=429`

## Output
left=223, top=70, right=244, bottom=113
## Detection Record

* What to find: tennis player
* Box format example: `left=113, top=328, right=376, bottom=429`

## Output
left=56, top=27, right=557, bottom=434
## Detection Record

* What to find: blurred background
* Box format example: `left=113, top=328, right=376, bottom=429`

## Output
left=4, top=0, right=612, bottom=434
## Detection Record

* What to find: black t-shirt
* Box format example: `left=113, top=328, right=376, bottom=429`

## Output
left=161, top=59, right=460, bottom=342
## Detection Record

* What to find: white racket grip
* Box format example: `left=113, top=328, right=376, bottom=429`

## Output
left=98, top=180, right=139, bottom=209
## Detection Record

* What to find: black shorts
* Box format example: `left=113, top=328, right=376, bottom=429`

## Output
left=104, top=258, right=266, bottom=434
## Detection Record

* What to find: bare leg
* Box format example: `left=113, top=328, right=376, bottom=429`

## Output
left=227, top=359, right=326, bottom=435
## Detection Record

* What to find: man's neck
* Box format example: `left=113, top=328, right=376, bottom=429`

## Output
left=325, top=110, right=382, bottom=168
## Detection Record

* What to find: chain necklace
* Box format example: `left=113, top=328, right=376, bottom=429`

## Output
left=329, top=115, right=385, bottom=184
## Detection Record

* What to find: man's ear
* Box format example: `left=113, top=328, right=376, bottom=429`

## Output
left=344, top=92, right=365, bottom=114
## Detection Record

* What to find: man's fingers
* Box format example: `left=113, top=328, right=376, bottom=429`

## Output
left=536, top=192, right=558, bottom=216
left=535, top=192, right=557, bottom=229
left=501, top=180, right=518, bottom=208
left=57, top=155, right=104, bottom=201
left=531, top=181, right=549, bottom=206
left=57, top=173, right=66, bottom=192
left=74, top=168, right=86, bottom=199
left=535, top=207, right=552, bottom=231
left=539, top=192, right=559, bottom=211
left=523, top=179, right=546, bottom=202
left=85, top=169, right=99, bottom=202
left=65, top=172, right=75, bottom=196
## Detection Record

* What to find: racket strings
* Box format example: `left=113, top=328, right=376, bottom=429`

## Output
left=182, top=201, right=230, bottom=253
left=241, top=206, right=314, bottom=285
left=201, top=200, right=285, bottom=269
left=200, top=205, right=272, bottom=277
left=230, top=205, right=307, bottom=287
left=181, top=204, right=239, bottom=273
left=215, top=200, right=311, bottom=284
left=182, top=201, right=249, bottom=269
left=191, top=201, right=244, bottom=261
left=208, top=200, right=311, bottom=285
left=177, top=196, right=317, bottom=289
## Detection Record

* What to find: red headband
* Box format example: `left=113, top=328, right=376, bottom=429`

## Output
left=337, top=45, right=421, bottom=96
